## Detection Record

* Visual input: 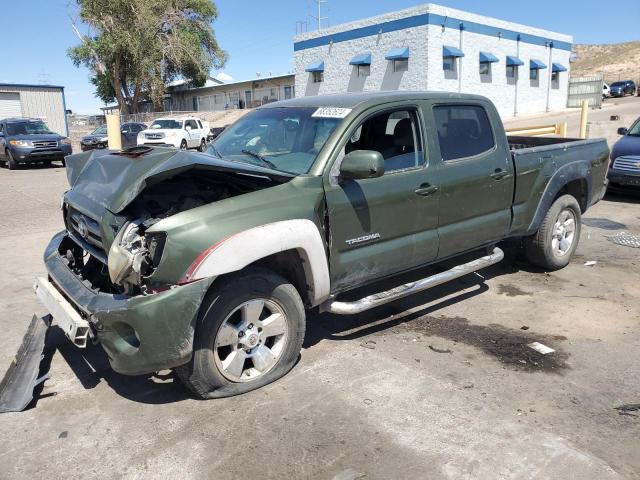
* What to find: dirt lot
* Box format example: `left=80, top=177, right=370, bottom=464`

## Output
left=0, top=159, right=639, bottom=478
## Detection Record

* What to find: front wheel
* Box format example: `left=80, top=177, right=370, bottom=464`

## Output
left=176, top=268, right=306, bottom=398
left=179, top=139, right=188, bottom=150
left=198, top=138, right=206, bottom=152
left=7, top=150, right=18, bottom=170
left=524, top=194, right=582, bottom=270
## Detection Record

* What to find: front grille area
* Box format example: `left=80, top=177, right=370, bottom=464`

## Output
left=66, top=207, right=107, bottom=263
left=613, top=157, right=640, bottom=174
left=145, top=132, right=165, bottom=140
left=33, top=140, right=58, bottom=148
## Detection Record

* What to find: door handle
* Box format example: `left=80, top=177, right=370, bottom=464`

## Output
left=414, top=184, right=439, bottom=196
left=490, top=168, right=508, bottom=180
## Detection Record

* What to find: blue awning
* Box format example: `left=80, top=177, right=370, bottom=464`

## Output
left=385, top=47, right=409, bottom=60
left=350, top=53, right=372, bottom=65
left=530, top=59, right=547, bottom=70
left=305, top=61, right=325, bottom=72
left=479, top=51, right=499, bottom=63
left=552, top=63, right=567, bottom=73
left=506, top=56, right=524, bottom=67
left=443, top=45, right=464, bottom=58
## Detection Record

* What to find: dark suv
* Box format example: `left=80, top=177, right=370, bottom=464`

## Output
left=80, top=122, right=147, bottom=151
left=609, top=80, right=636, bottom=97
left=0, top=118, right=72, bottom=169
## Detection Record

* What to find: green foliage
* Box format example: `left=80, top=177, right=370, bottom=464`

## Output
left=68, top=0, right=227, bottom=113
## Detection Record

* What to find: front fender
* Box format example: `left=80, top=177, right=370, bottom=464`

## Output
left=183, top=219, right=331, bottom=306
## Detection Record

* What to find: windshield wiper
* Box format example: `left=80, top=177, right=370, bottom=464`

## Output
left=241, top=149, right=278, bottom=170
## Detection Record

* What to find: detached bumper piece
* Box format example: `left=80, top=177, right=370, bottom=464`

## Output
left=0, top=315, right=50, bottom=413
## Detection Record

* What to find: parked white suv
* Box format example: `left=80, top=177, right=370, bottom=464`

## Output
left=137, top=117, right=208, bottom=151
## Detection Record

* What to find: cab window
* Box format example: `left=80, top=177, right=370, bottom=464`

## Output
left=433, top=105, right=495, bottom=161
left=344, top=109, right=424, bottom=173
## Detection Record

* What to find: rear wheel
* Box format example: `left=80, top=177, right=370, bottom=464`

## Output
left=7, top=150, right=18, bottom=170
left=176, top=268, right=306, bottom=398
left=524, top=194, right=581, bottom=270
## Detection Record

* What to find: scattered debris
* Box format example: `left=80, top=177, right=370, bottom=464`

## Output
left=521, top=326, right=530, bottom=331
left=58, top=431, right=68, bottom=439
left=360, top=340, right=376, bottom=350
left=607, top=232, right=640, bottom=249
left=363, top=398, right=373, bottom=406
left=528, top=342, right=555, bottom=355
left=463, top=383, right=474, bottom=389
left=614, top=404, right=640, bottom=417
left=428, top=345, right=452, bottom=354
left=583, top=260, right=597, bottom=267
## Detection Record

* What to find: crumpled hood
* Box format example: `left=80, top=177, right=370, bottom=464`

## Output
left=64, top=148, right=295, bottom=214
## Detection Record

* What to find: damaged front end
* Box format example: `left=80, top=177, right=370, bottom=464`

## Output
left=38, top=147, right=294, bottom=374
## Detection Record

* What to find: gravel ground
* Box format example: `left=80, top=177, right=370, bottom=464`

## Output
left=0, top=160, right=638, bottom=479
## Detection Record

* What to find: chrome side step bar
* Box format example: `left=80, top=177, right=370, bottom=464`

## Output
left=322, top=247, right=504, bottom=315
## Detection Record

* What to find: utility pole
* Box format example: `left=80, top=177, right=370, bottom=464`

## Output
left=310, top=0, right=327, bottom=31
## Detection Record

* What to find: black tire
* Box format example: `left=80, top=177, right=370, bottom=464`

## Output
left=524, top=194, right=582, bottom=271
left=176, top=268, right=306, bottom=399
left=199, top=138, right=206, bottom=152
left=7, top=150, right=18, bottom=170
left=180, top=140, right=188, bottom=150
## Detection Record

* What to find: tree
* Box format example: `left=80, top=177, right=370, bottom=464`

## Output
left=68, top=0, right=227, bottom=114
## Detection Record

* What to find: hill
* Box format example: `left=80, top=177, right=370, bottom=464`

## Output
left=571, top=42, right=640, bottom=83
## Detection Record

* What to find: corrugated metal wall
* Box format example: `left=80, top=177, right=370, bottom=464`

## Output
left=0, top=86, right=67, bottom=135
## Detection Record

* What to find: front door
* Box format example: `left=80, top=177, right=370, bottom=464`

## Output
left=245, top=90, right=253, bottom=108
left=429, top=102, right=514, bottom=258
left=324, top=106, right=440, bottom=292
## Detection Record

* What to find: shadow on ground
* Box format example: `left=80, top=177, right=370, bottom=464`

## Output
left=304, top=255, right=570, bottom=373
left=31, top=326, right=189, bottom=406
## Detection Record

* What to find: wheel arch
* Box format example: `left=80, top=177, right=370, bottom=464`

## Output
left=185, top=219, right=330, bottom=307
left=526, top=162, right=591, bottom=235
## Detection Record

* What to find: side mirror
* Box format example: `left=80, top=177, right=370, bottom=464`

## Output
left=340, top=150, right=385, bottom=181
left=185, top=125, right=192, bottom=131
left=617, top=127, right=628, bottom=136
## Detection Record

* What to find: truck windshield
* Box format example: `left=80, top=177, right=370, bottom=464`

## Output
left=628, top=119, right=640, bottom=137
left=91, top=125, right=108, bottom=135
left=208, top=107, right=344, bottom=174
left=6, top=120, right=54, bottom=135
left=150, top=120, right=182, bottom=129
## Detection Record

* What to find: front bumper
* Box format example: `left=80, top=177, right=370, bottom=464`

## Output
left=608, top=169, right=640, bottom=188
left=11, top=145, right=71, bottom=162
left=140, top=141, right=177, bottom=148
left=80, top=142, right=107, bottom=151
left=40, top=231, right=214, bottom=375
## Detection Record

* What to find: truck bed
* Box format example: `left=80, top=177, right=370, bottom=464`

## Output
left=507, top=135, right=610, bottom=235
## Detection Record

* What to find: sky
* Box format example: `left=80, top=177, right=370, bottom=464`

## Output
left=2, top=0, right=638, bottom=114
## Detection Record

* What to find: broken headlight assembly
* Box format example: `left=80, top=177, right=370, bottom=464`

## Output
left=107, top=221, right=166, bottom=293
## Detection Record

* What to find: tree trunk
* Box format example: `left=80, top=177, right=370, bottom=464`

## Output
left=111, top=57, right=130, bottom=115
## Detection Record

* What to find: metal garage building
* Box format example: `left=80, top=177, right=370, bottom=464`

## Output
left=0, top=84, right=68, bottom=136
left=294, top=3, right=573, bottom=117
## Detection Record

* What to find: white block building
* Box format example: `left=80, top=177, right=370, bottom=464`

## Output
left=293, top=4, right=573, bottom=117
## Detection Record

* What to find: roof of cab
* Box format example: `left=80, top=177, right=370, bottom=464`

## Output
left=260, top=91, right=491, bottom=109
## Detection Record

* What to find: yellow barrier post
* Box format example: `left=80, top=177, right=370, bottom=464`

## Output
left=557, top=122, right=568, bottom=138
left=579, top=100, right=589, bottom=139
left=106, top=114, right=122, bottom=150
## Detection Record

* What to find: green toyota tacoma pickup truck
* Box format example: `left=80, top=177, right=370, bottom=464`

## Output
left=35, top=92, right=609, bottom=398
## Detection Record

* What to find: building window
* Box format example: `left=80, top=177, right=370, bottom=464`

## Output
left=479, top=62, right=491, bottom=76
left=394, top=59, right=408, bottom=72
left=443, top=57, right=455, bottom=72
left=552, top=71, right=559, bottom=83
left=506, top=65, right=517, bottom=79
left=284, top=85, right=292, bottom=99
left=312, top=71, right=324, bottom=83
left=357, top=64, right=370, bottom=77
left=530, top=68, right=539, bottom=81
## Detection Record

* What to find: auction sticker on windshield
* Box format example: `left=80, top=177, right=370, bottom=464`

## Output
left=312, top=107, right=352, bottom=119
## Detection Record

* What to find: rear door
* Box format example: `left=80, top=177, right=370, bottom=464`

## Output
left=323, top=104, right=440, bottom=292
left=428, top=101, right=514, bottom=258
